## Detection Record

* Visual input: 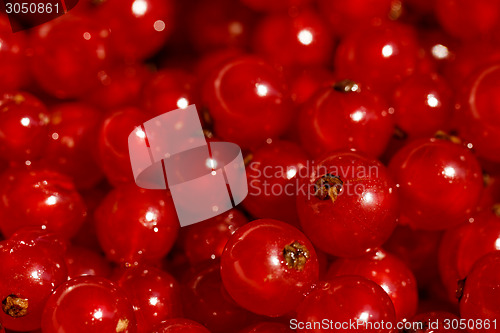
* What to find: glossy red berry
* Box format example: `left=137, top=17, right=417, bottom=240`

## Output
left=0, top=168, right=87, bottom=238
left=64, top=246, right=111, bottom=280
left=392, top=73, right=453, bottom=138
left=41, top=276, right=137, bottom=333
left=438, top=211, right=500, bottom=302
left=0, top=91, right=49, bottom=162
left=95, top=184, right=179, bottom=265
left=238, top=322, right=294, bottom=333
left=243, top=140, right=308, bottom=225
left=327, top=249, right=418, bottom=321
left=388, top=138, right=483, bottom=230
left=95, top=0, right=174, bottom=61
left=296, top=277, right=396, bottom=333
left=334, top=21, right=419, bottom=97
left=252, top=9, right=334, bottom=67
left=151, top=318, right=210, bottom=333
left=182, top=209, right=248, bottom=266
left=296, top=151, right=399, bottom=257
left=0, top=17, right=29, bottom=92
left=41, top=102, right=103, bottom=189
left=202, top=55, right=293, bottom=149
left=98, top=107, right=147, bottom=186
left=456, top=63, right=500, bottom=163
left=30, top=16, right=111, bottom=99
left=435, top=0, right=500, bottom=39
left=299, top=81, right=394, bottom=158
left=115, top=266, right=182, bottom=333
left=0, top=238, right=68, bottom=331
left=285, top=66, right=334, bottom=105
left=220, top=219, right=319, bottom=317
left=183, top=263, right=256, bottom=332
left=459, top=252, right=500, bottom=330
left=410, top=311, right=465, bottom=333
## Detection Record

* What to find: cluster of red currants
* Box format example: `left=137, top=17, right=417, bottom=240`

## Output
left=1, top=0, right=500, bottom=332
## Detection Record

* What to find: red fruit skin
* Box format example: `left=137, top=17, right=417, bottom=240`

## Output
left=95, top=184, right=179, bottom=265
left=98, top=107, right=147, bottom=186
left=297, top=151, right=399, bottom=257
left=182, top=209, right=248, bottom=266
left=95, top=0, right=174, bottom=61
left=0, top=17, right=29, bottom=92
left=334, top=21, right=419, bottom=97
left=238, top=322, right=294, bottom=333
left=0, top=91, right=50, bottom=162
left=41, top=276, right=137, bottom=333
left=201, top=55, right=293, bottom=149
left=152, top=318, right=210, bottom=333
left=460, top=252, right=500, bottom=331
left=295, top=277, right=397, bottom=333
left=388, top=138, right=483, bottom=230
left=41, top=102, right=104, bottom=189
left=182, top=263, right=256, bottom=332
left=243, top=141, right=308, bottom=226
left=299, top=86, right=394, bottom=158
left=285, top=66, right=335, bottom=105
left=0, top=168, right=87, bottom=238
left=435, top=0, right=500, bottom=39
left=115, top=266, right=183, bottom=333
left=240, top=0, right=312, bottom=12
left=64, top=246, right=111, bottom=280
left=456, top=63, right=500, bottom=163
left=327, top=249, right=418, bottom=321
left=220, top=219, right=319, bottom=317
left=392, top=73, right=453, bottom=138
left=30, top=16, right=111, bottom=99
left=252, top=9, right=334, bottom=67
left=0, top=239, right=68, bottom=332
left=195, top=48, right=244, bottom=79
left=438, top=211, right=500, bottom=302
left=410, top=311, right=466, bottom=333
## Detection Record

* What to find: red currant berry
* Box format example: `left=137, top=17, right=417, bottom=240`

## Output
left=41, top=276, right=137, bottom=333
left=388, top=138, right=483, bottom=230
left=0, top=17, right=29, bottom=92
left=30, top=16, right=111, bottom=99
left=0, top=91, right=50, bottom=162
left=187, top=0, right=255, bottom=52
left=299, top=81, right=394, bottom=158
left=183, top=263, right=256, bottom=332
left=201, top=55, right=293, bottom=149
left=0, top=238, right=68, bottom=331
left=459, top=252, right=500, bottom=329
left=238, top=322, right=294, bottom=333
left=98, top=107, right=147, bottom=186
left=318, top=0, right=395, bottom=35
left=0, top=168, right=87, bottom=238
left=286, top=66, right=334, bottom=106
left=410, top=311, right=465, bottom=333
left=438, top=211, right=500, bottom=302
left=195, top=48, right=244, bottom=79
left=456, top=63, right=500, bottom=163
left=64, top=245, right=111, bottom=280
left=334, top=21, right=419, bottom=97
left=115, top=266, right=182, bottom=333
left=95, top=184, right=179, bottom=265
left=297, top=151, right=399, bottom=257
left=435, top=0, right=500, bottom=39
left=252, top=9, right=334, bottom=67
left=95, top=0, right=174, bottom=61
left=392, top=73, right=453, bottom=138
left=182, top=209, right=248, bottom=266
left=243, top=140, right=308, bottom=225
left=88, top=63, right=151, bottom=110
left=151, top=318, right=210, bottom=333
left=296, top=277, right=396, bottom=333
left=240, top=0, right=312, bottom=12
left=143, top=69, right=198, bottom=117
left=220, top=219, right=319, bottom=317
left=328, top=249, right=418, bottom=321
left=41, top=102, right=103, bottom=189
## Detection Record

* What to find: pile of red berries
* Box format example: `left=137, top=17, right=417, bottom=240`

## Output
left=1, top=0, right=500, bottom=332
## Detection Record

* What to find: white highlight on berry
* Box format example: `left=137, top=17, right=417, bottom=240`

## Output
left=154, top=20, right=166, bottom=32
left=350, top=110, right=365, bottom=122
left=136, top=129, right=146, bottom=139
left=256, top=84, right=269, bottom=97
left=432, top=44, right=449, bottom=59
left=298, top=29, right=313, bottom=45
left=426, top=93, right=439, bottom=108
left=495, top=237, right=500, bottom=250
left=46, top=195, right=57, bottom=206
left=176, top=97, right=189, bottom=109
left=382, top=45, right=394, bottom=58
left=442, top=166, right=456, bottom=178
left=20, top=117, right=30, bottom=127
left=132, top=0, right=148, bottom=17
left=286, top=167, right=297, bottom=180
